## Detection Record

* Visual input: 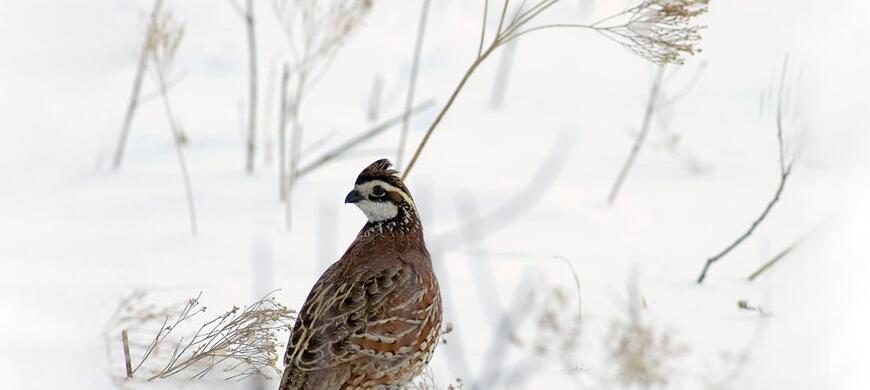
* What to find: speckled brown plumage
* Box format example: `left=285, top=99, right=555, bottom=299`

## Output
left=279, top=159, right=442, bottom=390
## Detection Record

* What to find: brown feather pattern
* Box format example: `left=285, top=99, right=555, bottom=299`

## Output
left=279, top=160, right=442, bottom=390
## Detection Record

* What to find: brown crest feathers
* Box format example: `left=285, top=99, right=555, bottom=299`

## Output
left=355, top=159, right=411, bottom=199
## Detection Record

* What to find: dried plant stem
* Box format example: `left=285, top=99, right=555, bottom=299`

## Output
left=366, top=75, right=385, bottom=123
left=555, top=256, right=582, bottom=320
left=396, top=0, right=431, bottom=169
left=490, top=38, right=518, bottom=108
left=113, top=0, right=165, bottom=169
left=157, top=72, right=198, bottom=235
left=402, top=0, right=706, bottom=179
left=607, top=65, right=666, bottom=204
left=278, top=65, right=289, bottom=200
left=696, top=58, right=794, bottom=284
left=244, top=0, right=259, bottom=174
left=263, top=58, right=279, bottom=165
left=295, top=100, right=435, bottom=179
left=747, top=238, right=801, bottom=282
left=284, top=71, right=307, bottom=230
left=695, top=166, right=791, bottom=283
left=122, top=330, right=133, bottom=379
left=401, top=48, right=493, bottom=180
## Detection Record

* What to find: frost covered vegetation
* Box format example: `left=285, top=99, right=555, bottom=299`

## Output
left=1, top=0, right=867, bottom=389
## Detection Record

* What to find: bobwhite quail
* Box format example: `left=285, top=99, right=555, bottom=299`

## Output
left=279, top=159, right=442, bottom=390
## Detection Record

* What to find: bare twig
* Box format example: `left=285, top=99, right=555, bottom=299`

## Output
left=396, top=0, right=432, bottom=169
left=122, top=330, right=133, bottom=379
left=555, top=255, right=582, bottom=320
left=294, top=100, right=435, bottom=178
left=112, top=0, right=163, bottom=169
left=243, top=0, right=259, bottom=173
left=401, top=0, right=708, bottom=179
left=696, top=58, right=795, bottom=283
left=113, top=0, right=165, bottom=169
left=278, top=64, right=290, bottom=200
left=400, top=45, right=493, bottom=180
left=490, top=38, right=518, bottom=108
left=138, top=70, right=189, bottom=104
left=262, top=57, right=279, bottom=165
left=367, top=75, right=385, bottom=123
left=607, top=65, right=666, bottom=204
left=147, top=9, right=197, bottom=235
left=746, top=239, right=801, bottom=282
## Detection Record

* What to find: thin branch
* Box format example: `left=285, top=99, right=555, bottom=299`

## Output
left=122, top=330, right=133, bottom=379
left=697, top=58, right=794, bottom=284
left=113, top=0, right=165, bottom=169
left=296, top=100, right=435, bottom=178
left=695, top=159, right=791, bottom=283
left=746, top=241, right=798, bottom=282
left=478, top=0, right=489, bottom=58
left=490, top=38, right=518, bottom=108
left=244, top=0, right=259, bottom=174
left=496, top=0, right=511, bottom=37
left=366, top=75, right=384, bottom=123
left=401, top=52, right=492, bottom=180
left=278, top=64, right=289, bottom=200
left=158, top=76, right=197, bottom=235
left=607, top=65, right=666, bottom=204
left=397, top=0, right=432, bottom=169
left=401, top=0, right=707, bottom=179
left=555, top=256, right=581, bottom=320
left=138, top=70, right=189, bottom=104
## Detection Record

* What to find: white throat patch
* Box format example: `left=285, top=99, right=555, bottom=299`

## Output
left=355, top=199, right=399, bottom=222
left=353, top=180, right=415, bottom=223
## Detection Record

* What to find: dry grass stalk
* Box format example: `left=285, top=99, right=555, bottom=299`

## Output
left=227, top=0, right=260, bottom=173
left=696, top=57, right=796, bottom=283
left=113, top=0, right=165, bottom=169
left=608, top=65, right=667, bottom=204
left=121, top=329, right=133, bottom=379
left=106, top=292, right=295, bottom=382
left=610, top=62, right=710, bottom=203
left=746, top=241, right=797, bottom=282
left=279, top=64, right=290, bottom=200
left=293, top=100, right=435, bottom=178
left=649, top=62, right=710, bottom=174
left=367, top=74, right=385, bottom=123
left=145, top=8, right=198, bottom=235
left=272, top=0, right=372, bottom=229
left=396, top=0, right=432, bottom=169
left=401, top=0, right=708, bottom=180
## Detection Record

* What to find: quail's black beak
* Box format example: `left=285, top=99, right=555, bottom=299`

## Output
left=344, top=189, right=363, bottom=204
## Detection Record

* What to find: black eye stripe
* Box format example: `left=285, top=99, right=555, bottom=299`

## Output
left=368, top=195, right=388, bottom=202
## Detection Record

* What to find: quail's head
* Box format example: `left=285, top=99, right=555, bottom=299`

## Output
left=344, top=159, right=416, bottom=223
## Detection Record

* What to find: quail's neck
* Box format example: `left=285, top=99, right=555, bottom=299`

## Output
left=358, top=203, right=423, bottom=241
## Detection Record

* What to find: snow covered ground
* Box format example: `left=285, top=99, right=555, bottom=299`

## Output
left=1, top=0, right=869, bottom=389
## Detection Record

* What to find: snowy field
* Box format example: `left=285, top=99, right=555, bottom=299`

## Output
left=1, top=0, right=869, bottom=389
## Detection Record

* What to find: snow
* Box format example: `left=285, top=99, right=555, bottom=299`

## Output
left=1, top=0, right=869, bottom=389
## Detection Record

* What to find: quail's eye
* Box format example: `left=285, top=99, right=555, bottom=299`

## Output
left=372, top=185, right=386, bottom=197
